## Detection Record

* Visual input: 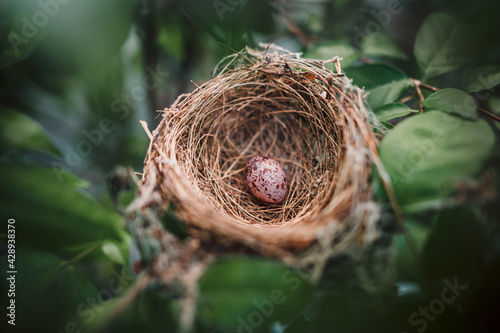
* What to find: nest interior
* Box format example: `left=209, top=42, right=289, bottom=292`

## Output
left=141, top=47, right=381, bottom=258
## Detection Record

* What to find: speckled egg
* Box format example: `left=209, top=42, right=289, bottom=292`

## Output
left=245, top=156, right=287, bottom=204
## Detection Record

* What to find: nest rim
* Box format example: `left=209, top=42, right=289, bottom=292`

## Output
left=141, top=46, right=382, bottom=259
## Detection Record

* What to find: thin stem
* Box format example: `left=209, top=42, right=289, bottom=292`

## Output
left=410, top=78, right=499, bottom=122
left=399, top=94, right=417, bottom=104
left=419, top=82, right=439, bottom=91
left=410, top=79, right=425, bottom=113
left=359, top=56, right=374, bottom=64
left=479, top=107, right=500, bottom=122
left=107, top=273, right=151, bottom=325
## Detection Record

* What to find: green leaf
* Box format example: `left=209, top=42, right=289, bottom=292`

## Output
left=0, top=18, right=46, bottom=69
left=422, top=88, right=478, bottom=120
left=490, top=96, right=500, bottom=115
left=422, top=207, right=485, bottom=279
left=414, top=13, right=474, bottom=81
left=1, top=249, right=97, bottom=331
left=47, top=265, right=98, bottom=314
left=395, top=219, right=431, bottom=282
left=462, top=65, right=500, bottom=92
left=0, top=108, right=61, bottom=156
left=361, top=33, right=407, bottom=60
left=2, top=249, right=64, bottom=302
left=158, top=20, right=184, bottom=62
left=344, top=64, right=413, bottom=110
left=305, top=40, right=359, bottom=68
left=198, top=257, right=313, bottom=332
left=101, top=236, right=130, bottom=266
left=288, top=288, right=420, bottom=333
left=160, top=204, right=188, bottom=240
left=87, top=285, right=176, bottom=333
left=0, top=163, right=128, bottom=259
left=374, top=103, right=417, bottom=122
left=380, top=121, right=394, bottom=130
left=379, top=111, right=495, bottom=213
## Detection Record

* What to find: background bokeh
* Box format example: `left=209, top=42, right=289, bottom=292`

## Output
left=1, top=0, right=499, bottom=332
left=2, top=0, right=498, bottom=191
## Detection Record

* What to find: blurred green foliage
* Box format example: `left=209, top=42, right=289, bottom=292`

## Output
left=198, top=258, right=313, bottom=332
left=1, top=0, right=499, bottom=332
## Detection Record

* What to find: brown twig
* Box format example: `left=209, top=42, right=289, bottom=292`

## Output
left=359, top=56, right=374, bottom=64
left=479, top=107, right=500, bottom=122
left=399, top=94, right=417, bottom=104
left=107, top=273, right=151, bottom=325
left=410, top=78, right=499, bottom=122
left=273, top=0, right=321, bottom=46
left=419, top=82, right=439, bottom=92
left=179, top=254, right=215, bottom=333
left=410, top=78, right=425, bottom=113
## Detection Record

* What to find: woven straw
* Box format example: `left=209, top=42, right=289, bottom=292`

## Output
left=136, top=45, right=383, bottom=262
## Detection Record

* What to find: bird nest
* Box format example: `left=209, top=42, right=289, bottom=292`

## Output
left=135, top=46, right=383, bottom=263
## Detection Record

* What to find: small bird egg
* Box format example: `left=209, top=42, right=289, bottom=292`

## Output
left=245, top=156, right=287, bottom=204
